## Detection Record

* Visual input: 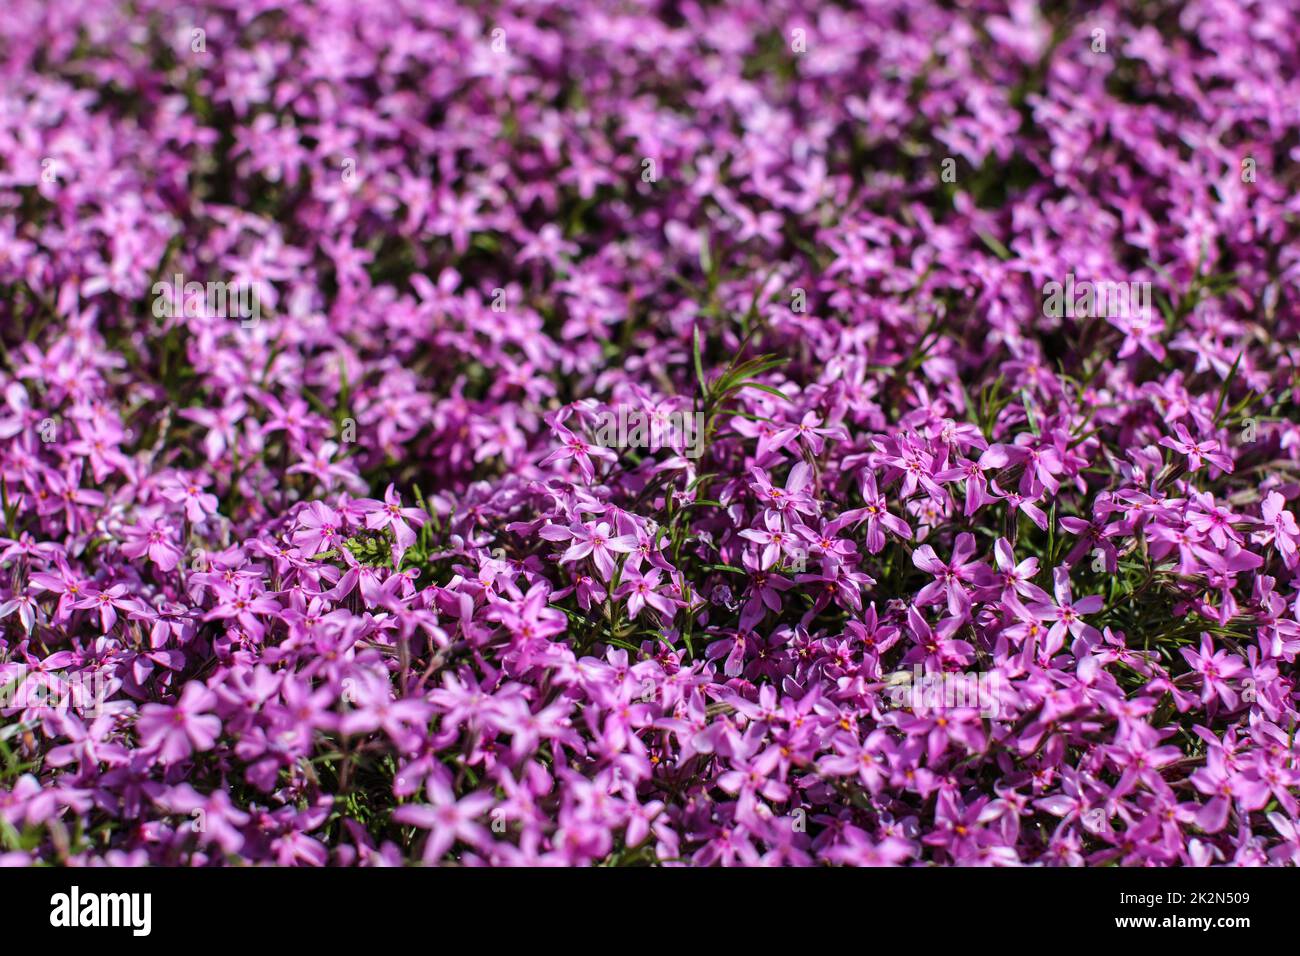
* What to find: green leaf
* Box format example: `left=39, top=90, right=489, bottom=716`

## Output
left=692, top=325, right=708, bottom=401
left=735, top=381, right=791, bottom=401
left=1213, top=352, right=1244, bottom=426
left=1021, top=390, right=1039, bottom=436
left=977, top=231, right=1012, bottom=260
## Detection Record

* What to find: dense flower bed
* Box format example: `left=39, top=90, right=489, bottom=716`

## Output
left=2, top=0, right=1299, bottom=866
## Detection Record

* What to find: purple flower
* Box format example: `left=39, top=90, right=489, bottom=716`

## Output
left=136, top=682, right=222, bottom=764
left=355, top=483, right=427, bottom=562
left=1024, top=567, right=1104, bottom=655
left=392, top=779, right=496, bottom=864
left=1159, top=423, right=1233, bottom=473
left=544, top=520, right=637, bottom=581
left=1180, top=634, right=1248, bottom=709
left=912, top=532, right=982, bottom=617
left=615, top=569, right=678, bottom=620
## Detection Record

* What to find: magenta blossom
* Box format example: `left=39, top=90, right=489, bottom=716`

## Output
left=136, top=682, right=223, bottom=764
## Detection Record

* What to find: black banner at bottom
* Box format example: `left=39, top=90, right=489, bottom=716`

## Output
left=0, top=864, right=1275, bottom=943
